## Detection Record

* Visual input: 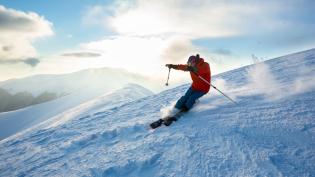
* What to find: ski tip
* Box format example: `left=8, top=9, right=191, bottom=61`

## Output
left=148, top=128, right=156, bottom=133
left=147, top=125, right=156, bottom=131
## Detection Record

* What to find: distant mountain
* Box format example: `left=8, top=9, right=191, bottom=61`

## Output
left=0, top=67, right=157, bottom=112
left=0, top=67, right=156, bottom=96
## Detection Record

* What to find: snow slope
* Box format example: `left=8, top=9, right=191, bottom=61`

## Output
left=0, top=84, right=153, bottom=140
left=1, top=49, right=315, bottom=177
left=0, top=66, right=157, bottom=139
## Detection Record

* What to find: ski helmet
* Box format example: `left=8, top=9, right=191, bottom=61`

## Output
left=187, top=54, right=200, bottom=66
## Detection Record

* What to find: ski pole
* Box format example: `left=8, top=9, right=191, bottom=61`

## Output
left=165, top=67, right=171, bottom=86
left=197, top=75, right=238, bottom=105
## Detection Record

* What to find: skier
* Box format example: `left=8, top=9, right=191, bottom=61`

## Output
left=150, top=54, right=211, bottom=128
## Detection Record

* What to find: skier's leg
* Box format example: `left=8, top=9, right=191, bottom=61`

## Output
left=185, top=91, right=206, bottom=110
left=163, top=87, right=193, bottom=126
left=175, top=87, right=193, bottom=110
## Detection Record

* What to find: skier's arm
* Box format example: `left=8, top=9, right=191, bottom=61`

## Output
left=165, top=64, right=192, bottom=71
left=166, top=64, right=186, bottom=70
left=175, top=64, right=188, bottom=71
left=166, top=64, right=198, bottom=73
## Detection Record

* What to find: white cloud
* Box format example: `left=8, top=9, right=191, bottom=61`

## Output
left=81, top=36, right=165, bottom=76
left=61, top=51, right=101, bottom=58
left=0, top=5, right=53, bottom=61
left=102, top=0, right=290, bottom=38
left=160, top=37, right=200, bottom=63
left=82, top=5, right=110, bottom=27
left=107, top=0, right=236, bottom=37
left=79, top=0, right=296, bottom=77
left=81, top=0, right=314, bottom=41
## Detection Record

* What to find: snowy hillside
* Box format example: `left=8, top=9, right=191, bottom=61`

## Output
left=0, top=66, right=159, bottom=113
left=0, top=84, right=153, bottom=141
left=0, top=49, right=315, bottom=176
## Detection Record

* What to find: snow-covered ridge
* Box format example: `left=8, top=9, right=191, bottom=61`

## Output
left=0, top=49, right=314, bottom=176
left=0, top=67, right=155, bottom=96
left=0, top=66, right=158, bottom=113
left=41, top=83, right=154, bottom=129
left=0, top=84, right=153, bottom=141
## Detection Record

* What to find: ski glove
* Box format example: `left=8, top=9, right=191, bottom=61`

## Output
left=166, top=64, right=177, bottom=69
left=187, top=66, right=198, bottom=73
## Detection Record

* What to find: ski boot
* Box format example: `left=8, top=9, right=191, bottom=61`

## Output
left=150, top=119, right=164, bottom=129
left=163, top=117, right=177, bottom=126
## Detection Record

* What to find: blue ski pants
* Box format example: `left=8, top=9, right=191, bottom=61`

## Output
left=175, top=87, right=206, bottom=110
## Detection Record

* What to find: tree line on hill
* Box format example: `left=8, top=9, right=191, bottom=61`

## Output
left=0, top=88, right=62, bottom=113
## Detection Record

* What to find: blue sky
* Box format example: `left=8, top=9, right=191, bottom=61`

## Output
left=0, top=0, right=314, bottom=81
left=0, top=0, right=113, bottom=55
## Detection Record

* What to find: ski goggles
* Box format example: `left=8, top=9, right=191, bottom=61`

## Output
left=187, top=59, right=197, bottom=66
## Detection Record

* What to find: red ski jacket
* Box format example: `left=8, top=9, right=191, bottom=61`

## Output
left=174, top=58, right=211, bottom=93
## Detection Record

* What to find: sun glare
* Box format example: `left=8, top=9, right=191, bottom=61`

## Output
left=83, top=36, right=167, bottom=76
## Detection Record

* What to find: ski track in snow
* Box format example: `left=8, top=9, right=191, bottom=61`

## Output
left=1, top=49, right=315, bottom=176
